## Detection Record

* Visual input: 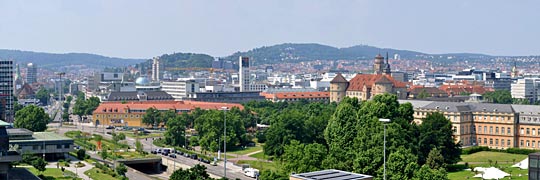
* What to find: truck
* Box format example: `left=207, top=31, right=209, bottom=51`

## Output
left=243, top=168, right=259, bottom=178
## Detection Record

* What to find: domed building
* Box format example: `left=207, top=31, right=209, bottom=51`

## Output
left=134, top=76, right=160, bottom=91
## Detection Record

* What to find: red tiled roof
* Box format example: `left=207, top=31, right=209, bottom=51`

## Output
left=93, top=101, right=243, bottom=114
left=347, top=74, right=407, bottom=91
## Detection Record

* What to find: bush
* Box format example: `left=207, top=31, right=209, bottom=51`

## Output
left=189, top=136, right=199, bottom=146
left=462, top=146, right=489, bottom=155
left=76, top=149, right=87, bottom=160
left=505, top=148, right=538, bottom=155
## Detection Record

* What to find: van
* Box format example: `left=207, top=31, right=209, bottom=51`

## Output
left=244, top=168, right=259, bottom=178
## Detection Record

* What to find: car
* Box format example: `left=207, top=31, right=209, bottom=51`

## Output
left=115, top=127, right=123, bottom=131
left=169, top=154, right=177, bottom=158
left=183, top=153, right=190, bottom=158
left=190, top=154, right=198, bottom=159
left=151, top=150, right=157, bottom=154
left=106, top=126, right=114, bottom=129
left=156, top=148, right=162, bottom=154
left=244, top=168, right=260, bottom=178
left=202, top=159, right=210, bottom=164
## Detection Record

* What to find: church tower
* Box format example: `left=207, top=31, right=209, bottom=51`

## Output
left=511, top=61, right=519, bottom=78
left=373, top=54, right=384, bottom=74
left=383, top=52, right=391, bottom=75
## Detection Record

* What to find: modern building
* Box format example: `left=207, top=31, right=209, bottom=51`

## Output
left=161, top=80, right=200, bottom=100
left=239, top=56, right=250, bottom=92
left=529, top=152, right=540, bottom=180
left=151, top=57, right=161, bottom=82
left=0, top=120, right=22, bottom=179
left=25, top=63, right=37, bottom=84
left=92, top=101, right=244, bottom=127
left=105, top=91, right=174, bottom=102
left=290, top=169, right=373, bottom=180
left=0, top=60, right=14, bottom=122
left=186, top=91, right=265, bottom=103
left=7, top=128, right=74, bottom=159
left=511, top=78, right=540, bottom=103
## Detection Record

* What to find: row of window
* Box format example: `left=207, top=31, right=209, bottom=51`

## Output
left=477, top=125, right=512, bottom=135
left=96, top=114, right=141, bottom=118
left=32, top=144, right=70, bottom=150
left=477, top=137, right=512, bottom=146
left=520, top=127, right=540, bottom=136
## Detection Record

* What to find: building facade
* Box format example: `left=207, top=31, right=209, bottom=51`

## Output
left=25, top=63, right=37, bottom=84
left=161, top=80, right=200, bottom=100
left=0, top=60, right=13, bottom=122
left=239, top=56, right=250, bottom=92
left=330, top=74, right=407, bottom=102
left=511, top=78, right=540, bottom=103
left=260, top=91, right=329, bottom=102
left=405, top=100, right=540, bottom=150
left=151, top=57, right=161, bottom=82
left=92, top=101, right=243, bottom=127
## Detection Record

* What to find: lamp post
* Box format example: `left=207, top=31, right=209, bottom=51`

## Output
left=379, top=118, right=391, bottom=180
left=221, top=106, right=228, bottom=178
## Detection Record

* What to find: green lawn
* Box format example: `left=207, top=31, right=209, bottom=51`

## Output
left=123, top=131, right=163, bottom=139
left=448, top=151, right=529, bottom=180
left=461, top=151, right=527, bottom=165
left=84, top=167, right=121, bottom=180
left=25, top=167, right=81, bottom=180
left=228, top=146, right=262, bottom=155
left=248, top=151, right=272, bottom=160
left=237, top=160, right=278, bottom=171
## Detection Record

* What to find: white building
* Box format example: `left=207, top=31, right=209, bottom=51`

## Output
left=511, top=78, right=540, bottom=102
left=161, top=80, right=200, bottom=100
left=239, top=56, right=250, bottom=92
left=152, top=57, right=161, bottom=82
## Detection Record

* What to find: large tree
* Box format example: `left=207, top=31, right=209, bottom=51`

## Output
left=170, top=164, right=210, bottom=180
left=282, top=140, right=327, bottom=174
left=165, top=114, right=187, bottom=147
left=35, top=87, right=50, bottom=105
left=142, top=107, right=161, bottom=128
left=194, top=108, right=246, bottom=151
left=483, top=90, right=512, bottom=104
left=418, top=112, right=461, bottom=165
left=14, top=105, right=49, bottom=132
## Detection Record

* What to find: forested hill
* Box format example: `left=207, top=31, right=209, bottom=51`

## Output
left=222, top=43, right=492, bottom=66
left=0, top=49, right=145, bottom=68
left=222, top=43, right=425, bottom=65
left=136, top=52, right=215, bottom=72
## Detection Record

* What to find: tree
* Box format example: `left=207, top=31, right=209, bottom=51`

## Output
left=195, top=109, right=245, bottom=151
left=142, top=107, right=161, bottom=128
left=282, top=140, right=327, bottom=174
left=426, top=148, right=446, bottom=169
left=323, top=98, right=359, bottom=170
left=135, top=139, right=144, bottom=154
left=170, top=164, right=210, bottom=180
left=14, top=105, right=49, bottom=132
left=259, top=170, right=288, bottom=180
left=165, top=114, right=187, bottom=147
left=116, top=163, right=128, bottom=176
left=161, top=109, right=177, bottom=128
left=32, top=158, right=47, bottom=174
left=412, top=165, right=448, bottom=180
left=35, top=87, right=50, bottom=105
left=418, top=112, right=461, bottom=165
left=76, top=149, right=86, bottom=160
left=100, top=148, right=109, bottom=160
left=483, top=90, right=512, bottom=104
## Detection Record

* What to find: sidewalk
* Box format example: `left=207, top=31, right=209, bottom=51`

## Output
left=46, top=157, right=93, bottom=180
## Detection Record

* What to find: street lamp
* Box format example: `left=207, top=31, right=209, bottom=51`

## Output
left=379, top=118, right=391, bottom=180
left=221, top=106, right=228, bottom=178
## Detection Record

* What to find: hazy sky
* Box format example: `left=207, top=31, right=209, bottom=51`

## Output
left=1, top=0, right=539, bottom=58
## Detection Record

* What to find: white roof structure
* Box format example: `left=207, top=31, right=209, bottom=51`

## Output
left=511, top=158, right=529, bottom=169
left=473, top=167, right=510, bottom=179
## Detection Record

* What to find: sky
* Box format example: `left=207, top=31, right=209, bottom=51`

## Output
left=0, top=0, right=539, bottom=59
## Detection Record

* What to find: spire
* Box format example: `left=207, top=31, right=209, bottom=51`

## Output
left=383, top=52, right=391, bottom=75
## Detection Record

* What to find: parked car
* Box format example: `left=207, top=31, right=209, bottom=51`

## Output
left=244, top=168, right=260, bottom=178
left=156, top=148, right=162, bottom=154
left=106, top=126, right=114, bottom=129
left=151, top=150, right=157, bottom=154
left=183, top=153, right=191, bottom=158
left=169, top=154, right=177, bottom=158
left=190, top=154, right=198, bottom=159
left=202, top=159, right=211, bottom=164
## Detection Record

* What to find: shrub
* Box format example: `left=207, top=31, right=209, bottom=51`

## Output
left=505, top=148, right=538, bottom=155
left=462, top=146, right=489, bottom=155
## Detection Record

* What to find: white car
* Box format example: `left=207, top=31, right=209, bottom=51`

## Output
left=244, top=168, right=259, bottom=178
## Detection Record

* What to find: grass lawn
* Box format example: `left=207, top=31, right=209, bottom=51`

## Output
left=448, top=151, right=529, bottom=180
left=237, top=160, right=278, bottom=171
left=461, top=151, right=527, bottom=165
left=123, top=131, right=163, bottom=139
left=84, top=167, right=121, bottom=180
left=25, top=167, right=81, bottom=180
left=248, top=151, right=274, bottom=161
left=228, top=146, right=262, bottom=155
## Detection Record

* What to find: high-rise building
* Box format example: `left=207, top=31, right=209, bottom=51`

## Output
left=0, top=60, right=14, bottom=122
left=151, top=57, right=161, bottom=82
left=26, top=63, right=37, bottom=84
left=239, top=56, right=250, bottom=92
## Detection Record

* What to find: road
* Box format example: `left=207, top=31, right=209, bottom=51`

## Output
left=53, top=123, right=253, bottom=180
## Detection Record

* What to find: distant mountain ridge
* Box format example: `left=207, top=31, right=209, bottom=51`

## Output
left=0, top=49, right=145, bottom=68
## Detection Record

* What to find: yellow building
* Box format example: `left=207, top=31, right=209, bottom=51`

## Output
left=92, top=101, right=243, bottom=127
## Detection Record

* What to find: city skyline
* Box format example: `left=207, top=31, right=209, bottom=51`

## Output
left=1, top=0, right=539, bottom=58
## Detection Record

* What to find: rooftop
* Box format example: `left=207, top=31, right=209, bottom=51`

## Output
left=291, top=169, right=373, bottom=180
left=0, top=120, right=9, bottom=126
left=9, top=132, right=72, bottom=142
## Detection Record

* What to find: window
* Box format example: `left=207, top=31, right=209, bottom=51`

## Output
left=534, top=128, right=537, bottom=135
left=479, top=126, right=482, bottom=133
left=490, top=138, right=493, bottom=145
left=527, top=140, right=530, bottom=147
left=490, top=126, right=493, bottom=134
left=508, top=127, right=511, bottom=134
left=57, top=144, right=62, bottom=149
left=521, top=128, right=524, bottom=135
left=502, top=139, right=505, bottom=146
left=508, top=140, right=511, bottom=146
left=484, top=126, right=487, bottom=133
left=64, top=144, right=70, bottom=148
left=521, top=140, right=524, bottom=146
left=502, top=127, right=505, bottom=135
left=478, top=138, right=482, bottom=144
left=496, top=139, right=499, bottom=145
left=534, top=141, right=536, bottom=147
left=527, top=128, right=531, bottom=135
left=484, top=138, right=487, bottom=144
left=496, top=127, right=499, bottom=134
left=33, top=145, right=39, bottom=150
